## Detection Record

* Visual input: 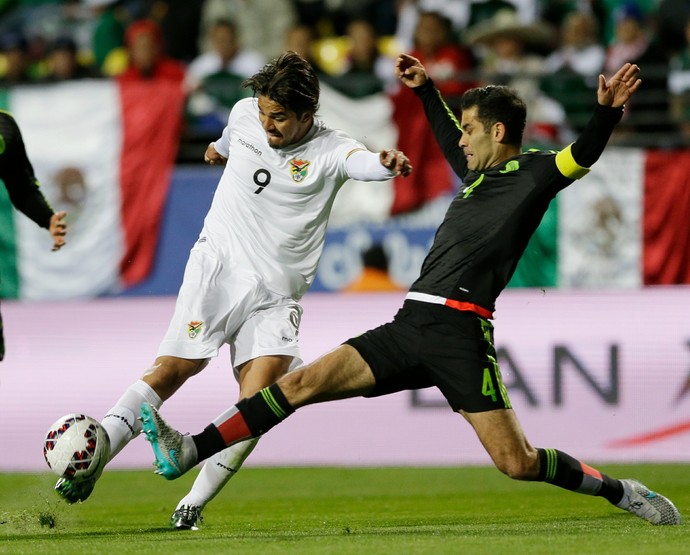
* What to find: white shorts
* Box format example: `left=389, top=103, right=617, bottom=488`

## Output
left=157, top=248, right=303, bottom=378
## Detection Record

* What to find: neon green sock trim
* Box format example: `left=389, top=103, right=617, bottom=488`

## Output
left=260, top=388, right=287, bottom=419
left=544, top=448, right=558, bottom=482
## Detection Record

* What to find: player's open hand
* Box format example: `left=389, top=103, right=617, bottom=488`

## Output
left=49, top=211, right=67, bottom=251
left=380, top=149, right=412, bottom=177
left=395, top=54, right=429, bottom=89
left=597, top=63, right=641, bottom=108
left=204, top=143, right=228, bottom=166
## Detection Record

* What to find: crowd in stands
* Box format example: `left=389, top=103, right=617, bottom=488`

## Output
left=1, top=0, right=690, bottom=213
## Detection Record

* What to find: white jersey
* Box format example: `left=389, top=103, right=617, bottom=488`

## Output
left=197, top=97, right=365, bottom=299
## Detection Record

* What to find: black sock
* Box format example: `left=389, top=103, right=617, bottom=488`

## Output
left=192, top=424, right=226, bottom=463
left=537, top=448, right=624, bottom=504
left=192, top=383, right=295, bottom=464
left=239, top=383, right=295, bottom=436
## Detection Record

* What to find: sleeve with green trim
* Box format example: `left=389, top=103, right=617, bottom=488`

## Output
left=413, top=79, right=467, bottom=177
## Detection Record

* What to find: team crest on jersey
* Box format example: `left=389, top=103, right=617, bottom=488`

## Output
left=290, top=158, right=310, bottom=182
left=187, top=320, right=203, bottom=339
left=499, top=160, right=520, bottom=173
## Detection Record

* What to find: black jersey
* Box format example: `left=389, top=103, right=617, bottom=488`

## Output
left=408, top=80, right=623, bottom=316
left=0, top=110, right=53, bottom=228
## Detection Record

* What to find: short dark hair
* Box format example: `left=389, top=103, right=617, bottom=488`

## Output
left=243, top=51, right=320, bottom=118
left=460, top=85, right=527, bottom=146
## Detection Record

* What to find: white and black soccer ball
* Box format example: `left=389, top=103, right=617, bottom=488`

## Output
left=43, top=414, right=109, bottom=481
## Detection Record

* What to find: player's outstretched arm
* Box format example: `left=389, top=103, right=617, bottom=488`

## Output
left=379, top=149, right=412, bottom=177
left=597, top=63, right=641, bottom=108
left=345, top=149, right=412, bottom=181
left=564, top=63, right=641, bottom=173
left=49, top=211, right=67, bottom=251
left=395, top=53, right=429, bottom=89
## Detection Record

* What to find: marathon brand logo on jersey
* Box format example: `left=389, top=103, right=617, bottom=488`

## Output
left=238, top=137, right=262, bottom=157
left=187, top=320, right=203, bottom=339
left=290, top=158, right=310, bottom=182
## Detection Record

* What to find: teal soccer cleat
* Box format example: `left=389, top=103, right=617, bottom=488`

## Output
left=141, top=403, right=197, bottom=480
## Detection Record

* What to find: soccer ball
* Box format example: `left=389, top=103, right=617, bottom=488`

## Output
left=43, top=414, right=109, bottom=481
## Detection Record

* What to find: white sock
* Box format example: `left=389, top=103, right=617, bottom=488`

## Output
left=176, top=438, right=259, bottom=510
left=101, top=379, right=162, bottom=461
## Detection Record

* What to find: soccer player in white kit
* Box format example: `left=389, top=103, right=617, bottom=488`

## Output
left=53, top=51, right=412, bottom=527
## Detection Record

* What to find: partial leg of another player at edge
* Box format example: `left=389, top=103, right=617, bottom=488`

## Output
left=141, top=344, right=682, bottom=526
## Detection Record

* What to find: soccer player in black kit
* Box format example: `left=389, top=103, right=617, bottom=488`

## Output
left=142, top=57, right=682, bottom=525
left=0, top=111, right=67, bottom=359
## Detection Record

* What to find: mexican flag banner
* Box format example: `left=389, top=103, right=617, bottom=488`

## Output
left=0, top=79, right=184, bottom=300
left=509, top=146, right=690, bottom=289
left=558, top=147, right=644, bottom=288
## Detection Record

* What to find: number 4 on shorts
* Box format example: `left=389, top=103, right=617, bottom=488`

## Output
left=482, top=367, right=497, bottom=402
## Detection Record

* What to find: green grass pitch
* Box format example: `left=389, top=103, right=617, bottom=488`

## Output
left=0, top=464, right=688, bottom=554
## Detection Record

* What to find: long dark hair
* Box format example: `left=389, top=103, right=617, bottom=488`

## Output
left=243, top=51, right=320, bottom=117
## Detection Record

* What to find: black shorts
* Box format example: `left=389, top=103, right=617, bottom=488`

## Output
left=345, top=300, right=512, bottom=412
